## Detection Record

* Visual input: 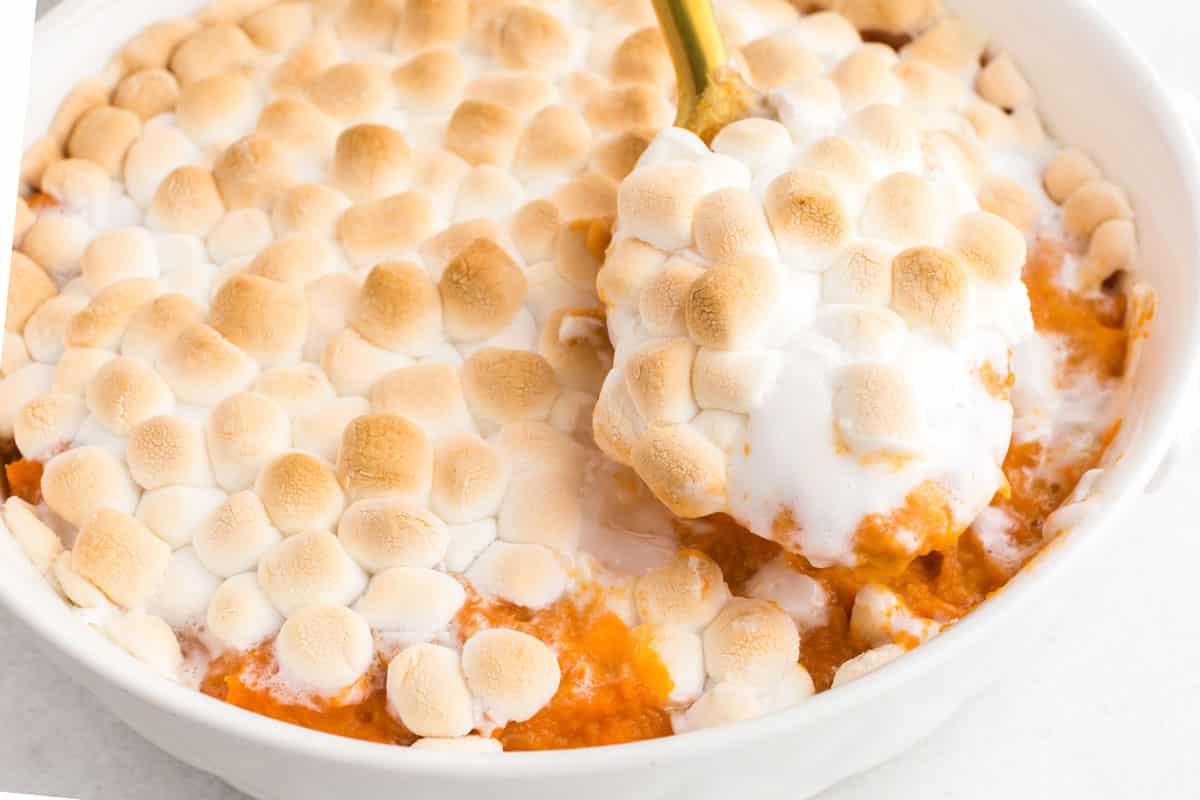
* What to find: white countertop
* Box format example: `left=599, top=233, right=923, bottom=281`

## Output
left=5, top=0, right=1199, bottom=797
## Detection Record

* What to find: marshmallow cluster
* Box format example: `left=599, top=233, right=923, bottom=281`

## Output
left=1, top=0, right=1147, bottom=749
left=596, top=13, right=1069, bottom=569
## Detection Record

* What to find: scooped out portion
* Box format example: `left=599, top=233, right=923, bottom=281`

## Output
left=596, top=27, right=1051, bottom=571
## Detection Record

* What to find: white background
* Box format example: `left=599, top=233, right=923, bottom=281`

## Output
left=3, top=0, right=1199, bottom=797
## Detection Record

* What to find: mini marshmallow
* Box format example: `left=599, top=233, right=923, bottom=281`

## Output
left=121, top=294, right=204, bottom=364
left=538, top=308, right=612, bottom=394
left=480, top=4, right=570, bottom=70
left=1062, top=180, right=1133, bottom=239
left=170, top=23, right=257, bottom=85
left=461, top=628, right=561, bottom=725
left=815, top=305, right=907, bottom=361
left=256, top=98, right=338, bottom=160
left=849, top=582, right=942, bottom=647
left=304, top=272, right=362, bottom=361
left=948, top=211, right=1027, bottom=285
left=255, top=451, right=345, bottom=534
left=247, top=235, right=337, bottom=287
left=150, top=166, right=226, bottom=235
left=497, top=472, right=580, bottom=553
left=80, top=227, right=160, bottom=294
left=104, top=610, right=182, bottom=679
left=135, top=484, right=227, bottom=549
left=353, top=566, right=466, bottom=633
left=209, top=273, right=308, bottom=367
left=859, top=172, right=945, bottom=248
left=119, top=18, right=199, bottom=73
left=460, top=348, right=561, bottom=435
left=275, top=604, right=374, bottom=693
left=124, top=125, right=200, bottom=209
left=631, top=424, right=727, bottom=518
left=212, top=135, right=295, bottom=211
left=430, top=434, right=508, bottom=524
left=445, top=100, right=521, bottom=168
left=831, top=643, right=905, bottom=688
left=310, top=62, right=394, bottom=123
left=692, top=348, right=780, bottom=413
left=67, top=106, right=142, bottom=177
left=242, top=2, right=313, bottom=51
left=54, top=550, right=112, bottom=609
left=386, top=643, right=475, bottom=738
left=7, top=252, right=58, bottom=334
left=623, top=338, right=698, bottom=425
left=833, top=362, right=924, bottom=457
left=42, top=445, right=140, bottom=529
left=157, top=323, right=258, bottom=406
left=453, top=166, right=523, bottom=222
left=66, top=277, right=162, bottom=351
left=1044, top=148, right=1102, bottom=205
left=832, top=44, right=902, bottom=111
left=702, top=597, right=800, bottom=686
left=207, top=572, right=284, bottom=651
left=438, top=239, right=527, bottom=343
left=743, top=34, right=821, bottom=90
left=590, top=130, right=655, bottom=183
left=369, top=364, right=473, bottom=438
left=393, top=49, right=467, bottom=111
left=890, top=246, right=969, bottom=342
left=1080, top=218, right=1137, bottom=290
left=125, top=415, right=213, bottom=489
left=633, top=623, right=705, bottom=704
left=206, top=392, right=291, bottom=491
left=977, top=175, right=1038, bottom=233
left=0, top=364, right=56, bottom=439
left=2, top=496, right=63, bottom=574
left=52, top=347, right=113, bottom=398
left=331, top=124, right=412, bottom=204
left=616, top=164, right=708, bottom=253
left=21, top=214, right=92, bottom=283
left=635, top=550, right=731, bottom=631
left=904, top=16, right=987, bottom=74
left=192, top=490, right=281, bottom=576
left=337, top=497, right=448, bottom=573
left=673, top=682, right=763, bottom=732
left=253, top=364, right=334, bottom=417
left=270, top=33, right=339, bottom=97
left=14, top=393, right=86, bottom=461
left=72, top=509, right=170, bottom=608
left=176, top=72, right=259, bottom=149
left=464, top=72, right=555, bottom=117
left=584, top=85, right=673, bottom=132
left=976, top=54, right=1032, bottom=111
left=293, top=396, right=371, bottom=463
left=466, top=541, right=567, bottom=609
left=392, top=0, right=467, bottom=49
left=336, top=193, right=434, bottom=269
left=350, top=262, right=443, bottom=356
left=258, top=530, right=367, bottom=616
left=273, top=183, right=351, bottom=239
left=146, top=546, right=221, bottom=626
left=207, top=209, right=274, bottom=265
left=335, top=414, right=432, bottom=503
left=764, top=169, right=851, bottom=263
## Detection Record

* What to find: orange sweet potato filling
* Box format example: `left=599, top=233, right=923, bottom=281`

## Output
left=4, top=459, right=43, bottom=505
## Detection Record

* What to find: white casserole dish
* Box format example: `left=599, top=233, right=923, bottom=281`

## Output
left=4, top=1, right=1199, bottom=798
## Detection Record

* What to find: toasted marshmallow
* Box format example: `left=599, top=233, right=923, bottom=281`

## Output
left=849, top=582, right=942, bottom=648
left=13, top=392, right=85, bottom=461
left=831, top=643, right=905, bottom=688
left=119, top=294, right=202, bottom=365
left=463, top=72, right=554, bottom=117
left=258, top=530, right=367, bottom=616
left=53, top=550, right=111, bottom=609
left=192, top=490, right=281, bottom=576
left=275, top=604, right=374, bottom=693
left=1062, top=180, right=1133, bottom=240
left=744, top=555, right=831, bottom=630
left=393, top=49, right=467, bottom=110
left=621, top=338, right=697, bottom=426
left=453, top=165, right=523, bottom=223
left=465, top=541, right=566, bottom=609
left=0, top=364, right=56, bottom=439
left=157, top=323, right=257, bottom=406
left=433, top=239, right=526, bottom=343
left=346, top=262, right=442, bottom=355
left=66, top=106, right=142, bottom=177
left=480, top=4, right=570, bottom=70
left=462, top=628, right=561, bottom=725
left=904, top=16, right=986, bottom=73
left=427, top=434, right=508, bottom=525
left=701, top=597, right=800, bottom=686
left=445, top=100, right=521, bottom=168
left=124, top=125, right=200, bottom=208
left=977, top=175, right=1037, bottom=234
left=630, top=623, right=705, bottom=704
left=585, top=85, right=673, bottom=132
left=392, top=0, right=466, bottom=49
left=631, top=424, right=727, bottom=518
left=270, top=33, right=339, bottom=97
left=209, top=273, right=308, bottom=367
left=330, top=124, right=412, bottom=204
left=7, top=252, right=58, bottom=334
left=170, top=24, right=257, bottom=85
left=743, top=34, right=821, bottom=90
left=253, top=98, right=337, bottom=162
left=948, top=211, right=1026, bottom=285
left=860, top=172, right=945, bottom=248
left=616, top=164, right=708, bottom=253
left=353, top=566, right=465, bottom=633
left=135, top=484, right=227, bottom=549
left=335, top=414, right=432, bottom=503
left=255, top=451, right=344, bottom=534
left=337, top=497, right=448, bottom=573
left=497, top=472, right=580, bottom=553
left=104, top=610, right=182, bottom=679
left=81, top=227, right=160, bottom=293
left=833, top=362, right=924, bottom=457
left=310, top=62, right=393, bottom=123
left=461, top=348, right=560, bottom=434
left=370, top=364, right=473, bottom=438
left=81, top=357, right=173, bottom=437
left=336, top=193, right=434, bottom=269
left=253, top=364, right=334, bottom=417
left=590, top=130, right=655, bottom=183
left=692, top=348, right=780, bottom=413
left=386, top=643, right=475, bottom=738
left=242, top=2, right=313, bottom=52
left=52, top=347, right=113, bottom=398
left=890, top=246, right=969, bottom=342
left=125, top=415, right=213, bottom=489
left=207, top=209, right=273, bottom=266
left=207, top=571, right=284, bottom=651
left=672, top=682, right=763, bottom=732
left=2, top=496, right=63, bottom=574
left=420, top=219, right=506, bottom=274
left=635, top=550, right=731, bottom=630
left=150, top=166, right=226, bottom=235
left=763, top=169, right=851, bottom=263
left=1080, top=218, right=1136, bottom=290
left=206, top=392, right=290, bottom=491
left=1043, top=148, right=1102, bottom=206
left=21, top=214, right=91, bottom=282
left=119, top=18, right=199, bottom=73
left=320, top=328, right=413, bottom=396
left=146, top=546, right=221, bottom=626
left=212, top=135, right=295, bottom=211
left=273, top=183, right=351, bottom=239
left=335, top=0, right=396, bottom=48
left=833, top=45, right=901, bottom=111
left=176, top=72, right=258, bottom=149
left=72, top=509, right=170, bottom=608
left=592, top=371, right=647, bottom=464
left=515, top=105, right=592, bottom=178
left=65, top=277, right=161, bottom=351
left=39, top=159, right=109, bottom=219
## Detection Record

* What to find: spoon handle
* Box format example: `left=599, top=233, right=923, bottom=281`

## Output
left=652, top=0, right=729, bottom=128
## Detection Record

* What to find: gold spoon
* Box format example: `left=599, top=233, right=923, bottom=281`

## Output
left=651, top=0, right=762, bottom=142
